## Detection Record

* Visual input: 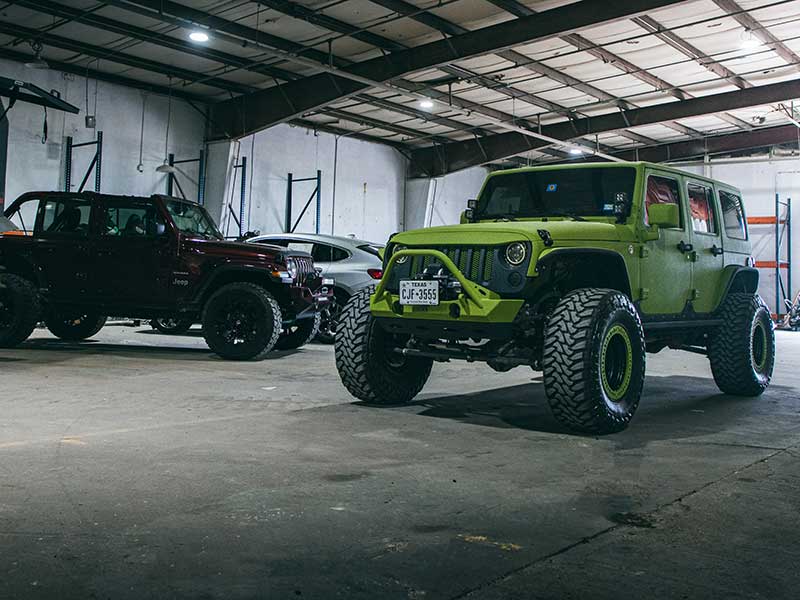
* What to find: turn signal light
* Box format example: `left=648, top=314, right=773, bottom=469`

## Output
left=367, top=269, right=383, bottom=280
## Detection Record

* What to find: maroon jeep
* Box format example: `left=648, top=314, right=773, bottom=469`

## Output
left=0, top=192, right=332, bottom=360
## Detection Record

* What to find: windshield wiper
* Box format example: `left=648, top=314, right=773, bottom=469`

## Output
left=490, top=214, right=518, bottom=222
left=543, top=211, right=586, bottom=222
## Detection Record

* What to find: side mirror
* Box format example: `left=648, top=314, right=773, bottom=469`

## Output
left=156, top=222, right=166, bottom=236
left=647, top=203, right=680, bottom=229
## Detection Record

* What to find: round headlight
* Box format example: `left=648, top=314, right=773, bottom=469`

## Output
left=505, top=242, right=526, bottom=266
left=286, top=257, right=298, bottom=278
left=393, top=245, right=409, bottom=264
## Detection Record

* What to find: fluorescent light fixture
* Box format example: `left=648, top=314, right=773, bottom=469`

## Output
left=569, top=147, right=584, bottom=155
left=189, top=31, right=209, bottom=43
left=419, top=99, right=434, bottom=109
left=740, top=30, right=760, bottom=50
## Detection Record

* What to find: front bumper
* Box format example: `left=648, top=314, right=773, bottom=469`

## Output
left=288, top=277, right=334, bottom=320
left=371, top=249, right=523, bottom=339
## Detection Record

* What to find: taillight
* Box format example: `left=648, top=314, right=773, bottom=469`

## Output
left=367, top=268, right=383, bottom=280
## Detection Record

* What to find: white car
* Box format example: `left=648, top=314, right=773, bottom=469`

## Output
left=247, top=233, right=384, bottom=343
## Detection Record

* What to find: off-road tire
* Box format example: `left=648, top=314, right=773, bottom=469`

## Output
left=202, top=282, right=281, bottom=360
left=0, top=274, right=41, bottom=347
left=316, top=290, right=349, bottom=344
left=275, top=312, right=321, bottom=351
left=45, top=312, right=107, bottom=341
left=543, top=288, right=646, bottom=434
left=151, top=317, right=194, bottom=335
left=335, top=286, right=432, bottom=404
left=708, top=293, right=774, bottom=396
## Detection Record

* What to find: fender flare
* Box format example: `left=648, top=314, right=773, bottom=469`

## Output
left=191, top=264, right=277, bottom=305
left=535, top=247, right=633, bottom=297
left=716, top=265, right=759, bottom=306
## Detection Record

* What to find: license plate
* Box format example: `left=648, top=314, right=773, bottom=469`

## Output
left=399, top=280, right=439, bottom=305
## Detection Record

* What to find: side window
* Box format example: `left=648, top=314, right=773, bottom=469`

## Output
left=259, top=238, right=289, bottom=247
left=6, top=198, right=40, bottom=234
left=286, top=241, right=314, bottom=254
left=330, top=246, right=350, bottom=262
left=687, top=183, right=717, bottom=234
left=101, top=202, right=165, bottom=237
left=312, top=244, right=350, bottom=263
left=719, top=190, right=747, bottom=240
left=644, top=175, right=681, bottom=226
left=311, top=243, right=333, bottom=263
left=40, top=198, right=92, bottom=237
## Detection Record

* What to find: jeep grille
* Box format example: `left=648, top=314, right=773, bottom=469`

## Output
left=398, top=246, right=495, bottom=287
left=292, top=255, right=315, bottom=280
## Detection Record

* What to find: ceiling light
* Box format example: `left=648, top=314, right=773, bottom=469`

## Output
left=25, top=40, right=48, bottom=70
left=419, top=99, right=434, bottom=109
left=189, top=31, right=209, bottom=43
left=740, top=30, right=761, bottom=50
left=569, top=147, right=584, bottom=155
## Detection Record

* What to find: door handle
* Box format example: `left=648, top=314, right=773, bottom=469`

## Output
left=710, top=244, right=724, bottom=256
left=677, top=240, right=693, bottom=253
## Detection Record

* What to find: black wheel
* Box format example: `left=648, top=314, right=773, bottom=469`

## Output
left=708, top=293, right=775, bottom=396
left=275, top=312, right=321, bottom=350
left=316, top=291, right=349, bottom=344
left=45, top=311, right=106, bottom=341
left=150, top=317, right=194, bottom=335
left=543, top=288, right=646, bottom=434
left=202, top=282, right=281, bottom=360
left=0, top=274, right=41, bottom=347
left=335, top=286, right=432, bottom=404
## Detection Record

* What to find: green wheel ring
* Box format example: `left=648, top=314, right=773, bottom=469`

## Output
left=752, top=320, right=768, bottom=371
left=600, top=323, right=633, bottom=401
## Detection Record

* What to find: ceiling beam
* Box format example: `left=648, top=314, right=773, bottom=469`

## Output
left=95, top=0, right=581, bottom=146
left=409, top=78, right=800, bottom=176
left=0, top=47, right=202, bottom=101
left=9, top=0, right=456, bottom=146
left=0, top=21, right=255, bottom=95
left=7, top=0, right=298, bottom=81
left=631, top=14, right=752, bottom=89
left=712, top=0, right=800, bottom=71
left=367, top=0, right=631, bottom=110
left=258, top=0, right=571, bottom=116
left=485, top=0, right=750, bottom=134
left=209, top=0, right=690, bottom=138
left=616, top=123, right=800, bottom=161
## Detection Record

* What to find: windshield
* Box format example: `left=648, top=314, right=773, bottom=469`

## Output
left=165, top=200, right=222, bottom=240
left=476, top=167, right=636, bottom=220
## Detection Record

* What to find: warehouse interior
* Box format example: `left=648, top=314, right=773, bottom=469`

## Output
left=1, top=0, right=800, bottom=598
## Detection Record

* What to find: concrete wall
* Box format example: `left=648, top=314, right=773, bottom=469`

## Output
left=204, top=124, right=407, bottom=243
left=1, top=59, right=204, bottom=208
left=682, top=158, right=799, bottom=313
left=404, top=166, right=489, bottom=231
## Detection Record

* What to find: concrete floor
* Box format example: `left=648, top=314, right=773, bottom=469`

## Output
left=1, top=325, right=799, bottom=600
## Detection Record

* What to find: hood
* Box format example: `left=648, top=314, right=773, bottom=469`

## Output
left=181, top=237, right=308, bottom=261
left=392, top=219, right=634, bottom=246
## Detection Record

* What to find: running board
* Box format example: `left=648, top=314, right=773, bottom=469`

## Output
left=643, top=319, right=723, bottom=331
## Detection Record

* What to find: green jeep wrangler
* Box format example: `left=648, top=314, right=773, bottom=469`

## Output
left=335, top=162, right=776, bottom=433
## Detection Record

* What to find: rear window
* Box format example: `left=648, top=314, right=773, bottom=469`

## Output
left=719, top=190, right=747, bottom=240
